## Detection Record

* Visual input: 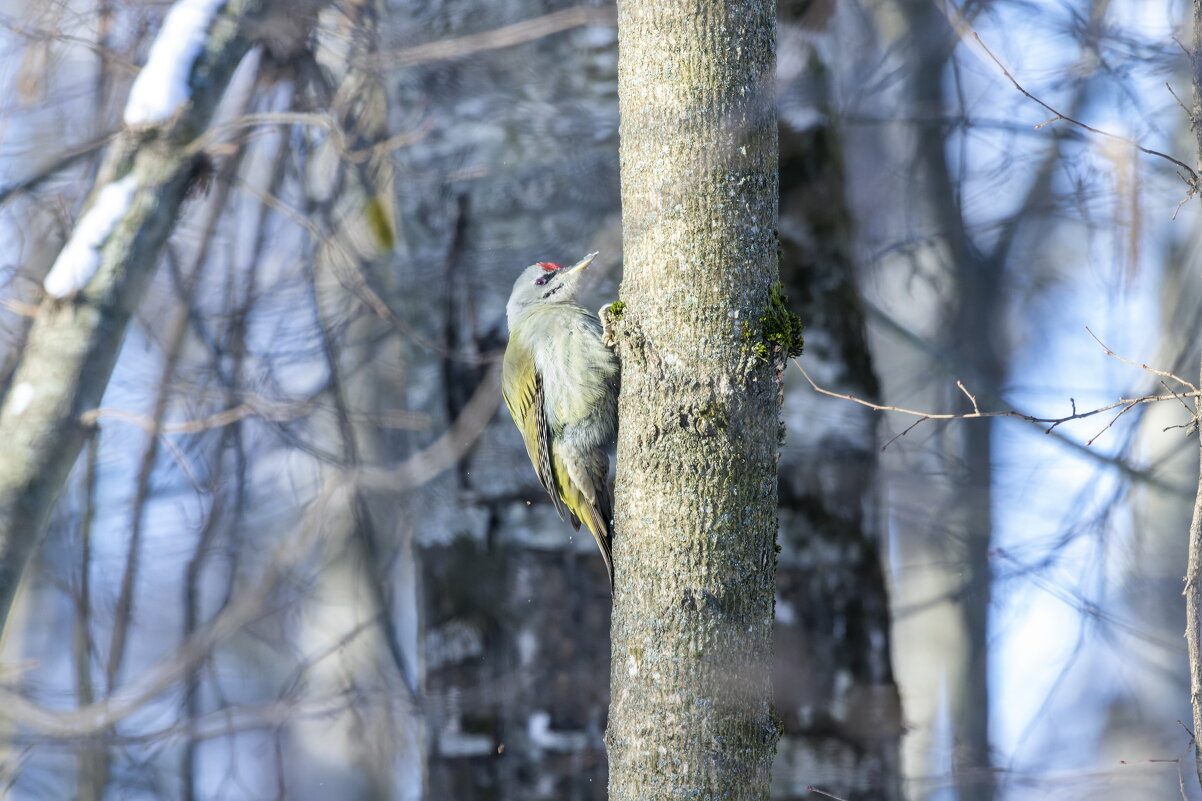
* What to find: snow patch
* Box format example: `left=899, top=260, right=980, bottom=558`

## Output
left=123, top=0, right=228, bottom=125
left=8, top=382, right=33, bottom=416
left=437, top=732, right=493, bottom=758
left=43, top=175, right=139, bottom=298
left=527, top=711, right=589, bottom=752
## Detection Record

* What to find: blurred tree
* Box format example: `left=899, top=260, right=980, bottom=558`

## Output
left=769, top=3, right=903, bottom=799
left=387, top=5, right=621, bottom=801
left=898, top=5, right=998, bottom=796
left=603, top=0, right=785, bottom=798
left=0, top=0, right=290, bottom=631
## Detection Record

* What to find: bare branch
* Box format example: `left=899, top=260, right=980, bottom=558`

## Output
left=1086, top=326, right=1199, bottom=392
left=196, top=111, right=431, bottom=164
left=956, top=379, right=980, bottom=414
left=793, top=358, right=1197, bottom=449
left=366, top=6, right=616, bottom=69
left=80, top=396, right=317, bottom=435
left=973, top=32, right=1200, bottom=186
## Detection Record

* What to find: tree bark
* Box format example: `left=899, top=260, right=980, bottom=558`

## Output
left=0, top=0, right=274, bottom=630
left=1186, top=2, right=1202, bottom=788
left=606, top=0, right=781, bottom=798
left=1186, top=364, right=1202, bottom=789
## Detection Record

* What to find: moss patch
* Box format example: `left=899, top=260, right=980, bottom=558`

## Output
left=743, top=282, right=804, bottom=362
left=607, top=300, right=626, bottom=319
left=760, top=282, right=804, bottom=358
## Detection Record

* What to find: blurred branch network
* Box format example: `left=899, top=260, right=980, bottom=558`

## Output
left=1, top=1, right=1202, bottom=800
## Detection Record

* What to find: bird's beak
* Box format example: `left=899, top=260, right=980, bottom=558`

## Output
left=567, top=252, right=599, bottom=274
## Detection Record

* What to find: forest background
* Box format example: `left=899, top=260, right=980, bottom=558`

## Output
left=0, top=0, right=1196, bottom=800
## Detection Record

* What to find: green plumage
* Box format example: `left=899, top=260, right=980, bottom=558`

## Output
left=502, top=336, right=569, bottom=522
left=503, top=255, right=618, bottom=586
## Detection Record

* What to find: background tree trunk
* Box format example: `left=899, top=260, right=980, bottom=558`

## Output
left=1186, top=1, right=1202, bottom=789
left=770, top=4, right=904, bottom=797
left=606, top=0, right=782, bottom=798
left=387, top=4, right=622, bottom=799
left=0, top=0, right=279, bottom=630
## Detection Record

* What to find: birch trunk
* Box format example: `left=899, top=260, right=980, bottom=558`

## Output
left=0, top=0, right=278, bottom=630
left=607, top=0, right=782, bottom=797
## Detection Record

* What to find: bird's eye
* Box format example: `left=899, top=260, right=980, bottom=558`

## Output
left=535, top=276, right=549, bottom=286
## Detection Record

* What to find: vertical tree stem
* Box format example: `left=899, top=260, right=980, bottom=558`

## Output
left=1188, top=2, right=1202, bottom=789
left=1185, top=352, right=1202, bottom=789
left=607, top=0, right=781, bottom=797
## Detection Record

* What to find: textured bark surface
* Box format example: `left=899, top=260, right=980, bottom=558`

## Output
left=0, top=0, right=274, bottom=628
left=606, top=1, right=781, bottom=798
left=1186, top=370, right=1202, bottom=790
left=1187, top=2, right=1202, bottom=788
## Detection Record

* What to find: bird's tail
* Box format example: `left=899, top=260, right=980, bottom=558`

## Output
left=578, top=487, right=614, bottom=589
left=556, top=451, right=614, bottom=589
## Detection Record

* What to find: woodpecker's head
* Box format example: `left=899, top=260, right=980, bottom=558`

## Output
left=506, top=252, right=598, bottom=330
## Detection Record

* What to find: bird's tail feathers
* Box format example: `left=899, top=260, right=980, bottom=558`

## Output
left=555, top=452, right=614, bottom=589
left=575, top=495, right=613, bottom=589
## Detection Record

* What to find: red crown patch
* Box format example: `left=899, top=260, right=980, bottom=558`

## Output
left=536, top=262, right=563, bottom=271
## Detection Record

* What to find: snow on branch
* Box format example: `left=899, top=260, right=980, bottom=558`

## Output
left=123, top=0, right=229, bottom=126
left=42, top=175, right=138, bottom=298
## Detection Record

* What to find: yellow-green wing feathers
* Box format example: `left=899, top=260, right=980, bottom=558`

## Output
left=503, top=330, right=614, bottom=585
left=503, top=335, right=568, bottom=522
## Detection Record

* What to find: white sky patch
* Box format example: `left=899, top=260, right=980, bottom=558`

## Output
left=43, top=175, right=138, bottom=298
left=123, top=0, right=228, bottom=125
left=8, top=382, right=33, bottom=416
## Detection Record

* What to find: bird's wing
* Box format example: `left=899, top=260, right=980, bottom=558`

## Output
left=503, top=336, right=569, bottom=522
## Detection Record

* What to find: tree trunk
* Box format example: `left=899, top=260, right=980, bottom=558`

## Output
left=606, top=0, right=782, bottom=798
left=1186, top=1, right=1202, bottom=789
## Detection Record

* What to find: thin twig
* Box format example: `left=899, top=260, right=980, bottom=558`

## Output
left=1084, top=400, right=1138, bottom=446
left=881, top=416, right=931, bottom=450
left=1168, top=81, right=1193, bottom=120
left=80, top=397, right=317, bottom=435
left=973, top=32, right=1199, bottom=184
left=0, top=132, right=116, bottom=207
left=1119, top=722, right=1197, bottom=801
left=1086, top=326, right=1199, bottom=392
left=365, top=6, right=616, bottom=70
left=806, top=787, right=851, bottom=801
left=793, top=358, right=1193, bottom=438
left=1164, top=380, right=1197, bottom=416
left=957, top=379, right=981, bottom=413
